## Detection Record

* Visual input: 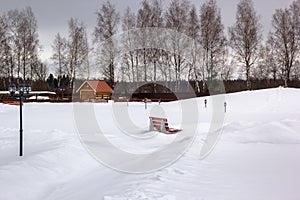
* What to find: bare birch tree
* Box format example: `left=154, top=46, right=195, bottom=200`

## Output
left=200, top=0, right=226, bottom=86
left=269, top=0, right=300, bottom=86
left=149, top=0, right=164, bottom=82
left=94, top=0, right=120, bottom=87
left=229, top=0, right=262, bottom=90
left=165, top=0, right=191, bottom=90
left=122, top=7, right=137, bottom=82
left=66, top=18, right=89, bottom=91
left=186, top=5, right=201, bottom=92
left=0, top=15, right=12, bottom=80
left=137, top=0, right=152, bottom=82
left=5, top=7, right=40, bottom=82
left=51, top=33, right=67, bottom=78
left=25, top=7, right=40, bottom=81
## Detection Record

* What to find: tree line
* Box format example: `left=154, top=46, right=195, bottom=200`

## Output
left=0, top=7, right=46, bottom=84
left=0, top=0, right=299, bottom=93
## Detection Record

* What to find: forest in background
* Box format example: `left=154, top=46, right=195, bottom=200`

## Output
left=0, top=0, right=300, bottom=96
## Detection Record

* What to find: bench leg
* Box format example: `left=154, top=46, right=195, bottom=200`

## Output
left=149, top=119, right=154, bottom=131
left=161, top=120, right=168, bottom=134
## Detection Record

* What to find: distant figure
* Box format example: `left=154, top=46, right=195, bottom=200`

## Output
left=204, top=99, right=207, bottom=108
left=224, top=102, right=227, bottom=113
left=158, top=98, right=161, bottom=105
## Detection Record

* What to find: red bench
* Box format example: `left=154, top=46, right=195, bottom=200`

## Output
left=149, top=116, right=181, bottom=134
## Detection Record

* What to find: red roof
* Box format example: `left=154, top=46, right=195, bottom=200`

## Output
left=77, top=80, right=113, bottom=93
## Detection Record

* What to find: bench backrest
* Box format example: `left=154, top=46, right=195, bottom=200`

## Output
left=149, top=117, right=170, bottom=132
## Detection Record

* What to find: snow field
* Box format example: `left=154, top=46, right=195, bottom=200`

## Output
left=0, top=88, right=300, bottom=200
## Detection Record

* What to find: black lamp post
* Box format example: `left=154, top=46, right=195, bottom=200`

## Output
left=9, top=83, right=31, bottom=156
left=9, top=83, right=16, bottom=97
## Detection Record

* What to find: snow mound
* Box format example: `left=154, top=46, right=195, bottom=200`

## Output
left=222, top=119, right=300, bottom=144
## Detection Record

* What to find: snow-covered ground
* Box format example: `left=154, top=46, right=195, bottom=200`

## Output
left=1, top=88, right=300, bottom=200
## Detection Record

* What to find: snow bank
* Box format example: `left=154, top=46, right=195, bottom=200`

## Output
left=0, top=88, right=300, bottom=200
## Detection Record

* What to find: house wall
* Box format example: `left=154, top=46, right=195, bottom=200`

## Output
left=79, top=82, right=95, bottom=101
left=80, top=90, right=95, bottom=101
left=96, top=92, right=111, bottom=100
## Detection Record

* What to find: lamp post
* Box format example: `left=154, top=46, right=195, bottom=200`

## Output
left=9, top=83, right=16, bottom=97
left=9, top=83, right=31, bottom=156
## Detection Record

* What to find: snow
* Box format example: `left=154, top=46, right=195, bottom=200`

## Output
left=28, top=96, right=50, bottom=100
left=1, top=87, right=300, bottom=200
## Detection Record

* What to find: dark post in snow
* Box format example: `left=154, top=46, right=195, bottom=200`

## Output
left=9, top=83, right=31, bottom=157
left=224, top=102, right=227, bottom=113
left=204, top=99, right=207, bottom=108
left=19, top=86, right=23, bottom=156
left=144, top=98, right=147, bottom=110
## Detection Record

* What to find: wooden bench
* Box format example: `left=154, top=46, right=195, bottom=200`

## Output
left=149, top=116, right=181, bottom=134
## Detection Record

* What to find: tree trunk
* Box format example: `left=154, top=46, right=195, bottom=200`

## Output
left=246, top=65, right=251, bottom=90
left=143, top=48, right=146, bottom=82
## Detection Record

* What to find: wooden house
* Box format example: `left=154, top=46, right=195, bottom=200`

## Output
left=76, top=80, right=113, bottom=101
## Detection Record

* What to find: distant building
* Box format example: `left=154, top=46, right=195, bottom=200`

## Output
left=76, top=80, right=113, bottom=101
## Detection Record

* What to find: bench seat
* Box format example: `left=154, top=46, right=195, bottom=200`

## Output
left=149, top=116, right=181, bottom=134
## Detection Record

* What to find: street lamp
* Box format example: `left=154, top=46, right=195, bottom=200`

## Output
left=9, top=83, right=16, bottom=97
left=25, top=84, right=31, bottom=95
left=8, top=83, right=31, bottom=156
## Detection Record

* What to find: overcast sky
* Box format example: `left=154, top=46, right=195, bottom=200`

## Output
left=0, top=0, right=295, bottom=61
